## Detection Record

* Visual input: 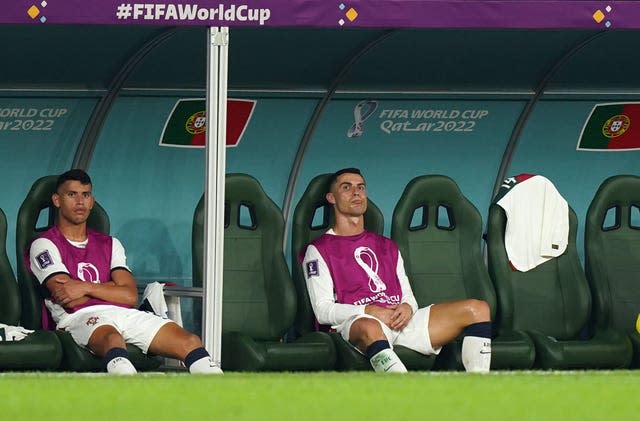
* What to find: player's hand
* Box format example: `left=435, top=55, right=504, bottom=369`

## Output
left=389, top=303, right=413, bottom=331
left=52, top=279, right=90, bottom=305
left=364, top=304, right=395, bottom=327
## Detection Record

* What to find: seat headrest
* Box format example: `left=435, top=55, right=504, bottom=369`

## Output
left=18, top=174, right=110, bottom=238
left=225, top=173, right=283, bottom=231
left=590, top=175, right=640, bottom=208
left=587, top=175, right=640, bottom=230
left=293, top=173, right=384, bottom=236
left=392, top=174, right=480, bottom=233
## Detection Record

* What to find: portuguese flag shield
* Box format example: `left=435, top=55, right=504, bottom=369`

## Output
left=159, top=98, right=256, bottom=148
left=578, top=103, right=640, bottom=151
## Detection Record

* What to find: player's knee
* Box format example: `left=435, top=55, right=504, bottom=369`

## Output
left=466, top=299, right=490, bottom=322
left=349, top=317, right=384, bottom=343
left=89, top=325, right=125, bottom=355
left=179, top=331, right=204, bottom=355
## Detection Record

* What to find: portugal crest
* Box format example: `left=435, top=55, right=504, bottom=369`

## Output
left=185, top=111, right=207, bottom=135
left=602, top=114, right=630, bottom=138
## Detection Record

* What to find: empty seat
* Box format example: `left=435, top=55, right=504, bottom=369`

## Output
left=585, top=175, right=640, bottom=367
left=391, top=175, right=535, bottom=370
left=192, top=173, right=335, bottom=371
left=1, top=206, right=62, bottom=371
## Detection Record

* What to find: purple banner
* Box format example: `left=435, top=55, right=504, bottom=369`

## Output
left=1, top=0, right=634, bottom=29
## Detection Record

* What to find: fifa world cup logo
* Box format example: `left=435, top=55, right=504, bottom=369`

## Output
left=347, top=100, right=378, bottom=138
left=354, top=246, right=387, bottom=293
left=77, top=262, right=101, bottom=283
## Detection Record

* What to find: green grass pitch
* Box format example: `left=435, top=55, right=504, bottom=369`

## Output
left=2, top=371, right=638, bottom=420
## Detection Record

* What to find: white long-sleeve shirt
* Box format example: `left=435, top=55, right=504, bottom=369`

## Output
left=496, top=174, right=569, bottom=272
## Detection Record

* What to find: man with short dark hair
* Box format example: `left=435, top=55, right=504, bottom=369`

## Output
left=29, top=169, right=221, bottom=374
left=301, top=167, right=492, bottom=372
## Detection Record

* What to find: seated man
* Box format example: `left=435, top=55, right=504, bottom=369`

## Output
left=29, top=169, right=221, bottom=375
left=301, top=168, right=492, bottom=373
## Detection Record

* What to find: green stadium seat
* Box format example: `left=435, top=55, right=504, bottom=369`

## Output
left=0, top=206, right=62, bottom=371
left=192, top=173, right=336, bottom=371
left=487, top=185, right=632, bottom=369
left=585, top=175, right=640, bottom=367
left=291, top=173, right=434, bottom=371
left=391, top=175, right=535, bottom=370
left=15, top=175, right=161, bottom=372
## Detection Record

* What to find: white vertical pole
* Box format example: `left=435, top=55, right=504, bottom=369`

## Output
left=202, top=26, right=229, bottom=365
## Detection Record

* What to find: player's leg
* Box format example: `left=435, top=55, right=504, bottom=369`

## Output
left=428, top=299, right=492, bottom=372
left=88, top=324, right=137, bottom=375
left=427, top=299, right=490, bottom=346
left=347, top=316, right=407, bottom=373
left=349, top=316, right=386, bottom=352
left=61, top=307, right=136, bottom=375
left=147, top=322, right=222, bottom=374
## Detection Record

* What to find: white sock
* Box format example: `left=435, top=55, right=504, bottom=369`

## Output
left=106, top=356, right=137, bottom=375
left=369, top=349, right=408, bottom=373
left=462, top=336, right=491, bottom=373
left=189, top=356, right=223, bottom=374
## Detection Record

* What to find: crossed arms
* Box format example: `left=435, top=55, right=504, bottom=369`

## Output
left=45, top=269, right=138, bottom=309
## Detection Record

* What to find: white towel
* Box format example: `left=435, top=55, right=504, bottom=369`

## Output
left=0, top=323, right=34, bottom=342
left=140, top=282, right=183, bottom=327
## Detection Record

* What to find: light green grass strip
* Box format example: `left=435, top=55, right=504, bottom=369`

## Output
left=2, top=371, right=638, bottom=420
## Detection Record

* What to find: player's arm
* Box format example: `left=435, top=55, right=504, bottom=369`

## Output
left=29, top=238, right=88, bottom=309
left=51, top=269, right=137, bottom=308
left=396, top=252, right=418, bottom=313
left=46, top=237, right=138, bottom=308
left=387, top=252, right=417, bottom=330
left=303, top=245, right=365, bottom=326
left=46, top=274, right=91, bottom=308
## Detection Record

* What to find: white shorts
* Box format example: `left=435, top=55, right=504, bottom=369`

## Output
left=339, top=305, right=442, bottom=356
left=56, top=305, right=172, bottom=354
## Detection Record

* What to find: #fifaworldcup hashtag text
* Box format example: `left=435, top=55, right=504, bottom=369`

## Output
left=116, top=3, right=271, bottom=25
